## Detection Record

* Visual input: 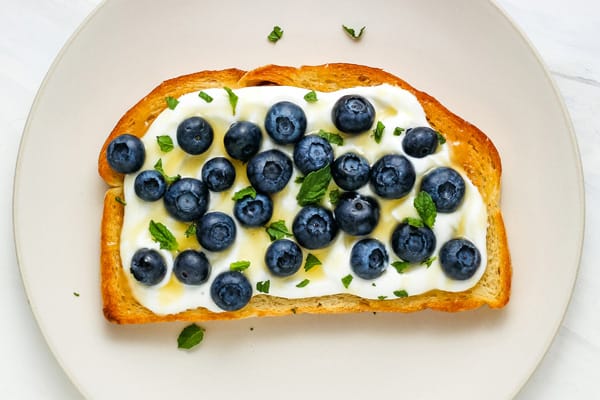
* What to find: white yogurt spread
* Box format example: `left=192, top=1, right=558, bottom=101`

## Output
left=120, top=84, right=488, bottom=314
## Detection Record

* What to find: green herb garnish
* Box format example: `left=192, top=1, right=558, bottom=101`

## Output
left=115, top=196, right=127, bottom=206
left=341, top=274, right=353, bottom=289
left=329, top=188, right=341, bottom=205
left=232, top=186, right=257, bottom=201
left=177, top=324, right=205, bottom=349
left=317, top=129, right=344, bottom=145
left=423, top=257, right=437, bottom=268
left=414, top=191, right=437, bottom=228
left=304, top=90, right=318, bottom=102
left=295, top=175, right=305, bottom=184
left=296, top=164, right=332, bottom=206
left=436, top=131, right=446, bottom=144
left=372, top=121, right=385, bottom=143
left=230, top=260, right=251, bottom=272
left=149, top=220, right=178, bottom=251
left=256, top=280, right=270, bottom=294
left=156, top=135, right=174, bottom=152
left=377, top=295, right=387, bottom=300
left=391, top=261, right=410, bottom=274
left=266, top=220, right=293, bottom=241
left=393, top=127, right=405, bottom=136
left=223, top=87, right=238, bottom=115
left=198, top=91, right=213, bottom=103
left=296, top=279, right=310, bottom=288
left=153, top=159, right=181, bottom=185
left=304, top=253, right=322, bottom=271
left=404, top=217, right=424, bottom=228
left=184, top=223, right=196, bottom=238
left=342, top=25, right=366, bottom=40
left=267, top=26, right=284, bottom=43
left=394, top=290, right=408, bottom=298
left=73, top=292, right=80, bottom=297
left=165, top=96, right=179, bottom=110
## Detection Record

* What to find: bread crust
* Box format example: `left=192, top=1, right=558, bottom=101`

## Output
left=100, top=64, right=511, bottom=324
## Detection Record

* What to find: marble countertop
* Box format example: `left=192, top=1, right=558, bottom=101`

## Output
left=1, top=0, right=598, bottom=398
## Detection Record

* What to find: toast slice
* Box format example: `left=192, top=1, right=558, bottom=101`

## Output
left=99, top=64, right=511, bottom=324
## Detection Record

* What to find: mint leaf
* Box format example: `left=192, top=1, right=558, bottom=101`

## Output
left=296, top=164, right=332, bottom=206
left=341, top=274, right=353, bottom=289
left=266, top=220, right=292, bottom=241
left=391, top=261, right=410, bottom=274
left=177, top=324, right=205, bottom=349
left=329, top=188, right=341, bottom=205
left=394, top=290, right=408, bottom=298
left=296, top=279, right=310, bottom=288
left=414, top=191, right=437, bottom=228
left=153, top=159, right=181, bottom=185
left=304, top=90, right=318, bottom=102
left=317, top=129, right=344, bottom=145
left=230, top=260, right=251, bottom=272
left=165, top=96, right=179, bottom=110
left=393, top=127, right=405, bottom=136
left=256, top=280, right=270, bottom=294
left=223, top=87, right=238, bottom=115
left=198, top=91, right=213, bottom=103
left=268, top=26, right=283, bottom=43
left=149, top=220, right=178, bottom=251
left=184, top=223, right=196, bottom=238
left=295, top=175, right=305, bottom=184
left=423, top=256, right=437, bottom=268
left=342, top=25, right=366, bottom=40
left=73, top=292, right=80, bottom=297
left=115, top=196, right=127, bottom=206
left=404, top=217, right=424, bottom=228
left=436, top=131, right=446, bottom=144
left=304, top=253, right=321, bottom=271
left=372, top=120, right=385, bottom=143
left=377, top=295, right=387, bottom=300
left=232, top=186, right=257, bottom=201
left=156, top=135, right=174, bottom=152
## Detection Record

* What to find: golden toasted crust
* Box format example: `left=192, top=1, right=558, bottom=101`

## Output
left=100, top=64, right=511, bottom=324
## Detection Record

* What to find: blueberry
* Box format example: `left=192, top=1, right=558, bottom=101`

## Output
left=440, top=238, right=481, bottom=280
left=402, top=127, right=439, bottom=158
left=292, top=206, right=338, bottom=249
left=196, top=212, right=237, bottom=252
left=293, top=134, right=334, bottom=175
left=176, top=116, right=214, bottom=155
left=332, top=94, right=375, bottom=134
left=130, top=248, right=166, bottom=286
left=201, top=157, right=236, bottom=192
left=233, top=193, right=273, bottom=227
left=134, top=170, right=166, bottom=201
left=265, top=239, right=303, bottom=277
left=106, top=134, right=145, bottom=174
left=163, top=178, right=209, bottom=222
left=420, top=167, right=466, bottom=212
left=173, top=250, right=211, bottom=285
left=247, top=149, right=293, bottom=194
left=265, top=101, right=307, bottom=144
left=370, top=154, right=416, bottom=199
left=331, top=152, right=371, bottom=191
left=224, top=121, right=263, bottom=162
left=210, top=271, right=253, bottom=311
left=350, top=238, right=389, bottom=280
left=333, top=192, right=380, bottom=236
left=390, top=222, right=436, bottom=263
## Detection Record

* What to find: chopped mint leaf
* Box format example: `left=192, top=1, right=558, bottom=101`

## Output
left=414, top=191, right=437, bottom=228
left=296, top=164, right=332, bottom=206
left=232, top=186, right=257, bottom=201
left=73, top=292, right=80, bottom=297
left=115, top=196, right=127, bottom=206
left=391, top=261, right=410, bottom=274
left=372, top=282, right=376, bottom=287
left=268, top=26, right=284, bottom=43
left=295, top=175, right=305, bottom=184
left=266, top=220, right=292, bottom=241
left=404, top=217, right=424, bottom=228
left=342, top=25, right=366, bottom=40
left=198, top=91, right=213, bottom=103
left=223, top=87, right=238, bottom=115
left=153, top=158, right=181, bottom=185
left=377, top=295, right=387, bottom=300
left=184, top=223, right=196, bottom=238
left=256, top=280, right=270, bottom=294
left=156, top=135, right=174, bottom=152
left=304, top=253, right=322, bottom=271
left=393, top=127, right=405, bottom=136
left=304, top=90, right=318, bottom=102
left=372, top=120, right=385, bottom=143
left=423, top=256, right=437, bottom=268
left=436, top=131, right=446, bottom=144
left=149, top=220, right=178, bottom=251
left=296, top=279, right=310, bottom=288
left=317, top=129, right=344, bottom=145
left=165, top=96, right=179, bottom=110
left=341, top=274, right=353, bottom=289
left=177, top=324, right=205, bottom=349
left=394, top=290, right=408, bottom=298
left=329, top=188, right=341, bottom=205
left=230, top=260, right=251, bottom=272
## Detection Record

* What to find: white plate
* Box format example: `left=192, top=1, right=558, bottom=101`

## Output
left=13, top=0, right=584, bottom=398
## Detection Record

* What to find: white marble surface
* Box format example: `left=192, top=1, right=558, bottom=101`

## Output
left=1, top=0, right=598, bottom=398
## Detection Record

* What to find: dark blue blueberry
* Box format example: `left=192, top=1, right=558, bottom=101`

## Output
left=420, top=167, right=466, bottom=213
left=402, top=127, right=438, bottom=158
left=331, top=152, right=370, bottom=191
left=332, top=94, right=375, bottom=134
left=350, top=238, right=389, bottom=279
left=196, top=212, right=237, bottom=252
left=201, top=157, right=236, bottom=192
left=370, top=154, right=416, bottom=199
left=247, top=149, right=293, bottom=194
left=233, top=193, right=273, bottom=227
left=210, top=271, right=253, bottom=311
left=224, top=121, right=263, bottom=162
left=173, top=250, right=211, bottom=285
left=106, top=134, right=145, bottom=174
left=134, top=170, right=166, bottom=201
left=293, top=134, right=334, bottom=175
left=391, top=222, right=436, bottom=263
left=130, top=248, right=166, bottom=286
left=264, top=101, right=307, bottom=144
left=292, top=206, right=338, bottom=249
left=265, top=239, right=303, bottom=277
left=176, top=116, right=214, bottom=155
left=333, top=192, right=380, bottom=236
left=163, top=178, right=209, bottom=222
left=440, top=238, right=481, bottom=280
